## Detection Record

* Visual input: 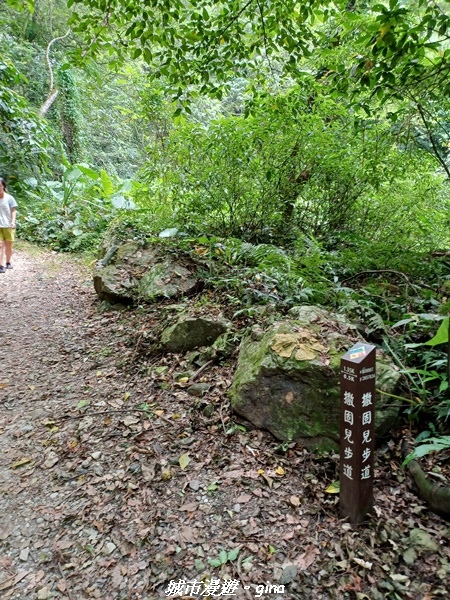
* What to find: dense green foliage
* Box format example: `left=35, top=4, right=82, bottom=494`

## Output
left=0, top=53, right=52, bottom=184
left=67, top=0, right=450, bottom=107
left=2, top=0, right=450, bottom=444
left=143, top=86, right=447, bottom=250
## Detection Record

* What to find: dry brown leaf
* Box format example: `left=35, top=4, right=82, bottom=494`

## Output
left=259, top=473, right=273, bottom=488
left=10, top=458, right=33, bottom=469
left=0, top=525, right=13, bottom=541
left=34, top=571, right=45, bottom=584
left=141, top=462, right=156, bottom=482
left=179, top=502, right=199, bottom=512
left=179, top=526, right=198, bottom=543
left=0, top=571, right=29, bottom=592
left=295, top=544, right=320, bottom=570
left=223, top=469, right=244, bottom=479
left=235, top=494, right=252, bottom=504
left=122, top=415, right=140, bottom=426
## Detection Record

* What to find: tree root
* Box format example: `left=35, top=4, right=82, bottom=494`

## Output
left=402, top=439, right=450, bottom=518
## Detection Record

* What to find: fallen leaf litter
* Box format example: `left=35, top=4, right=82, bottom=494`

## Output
left=0, top=247, right=449, bottom=599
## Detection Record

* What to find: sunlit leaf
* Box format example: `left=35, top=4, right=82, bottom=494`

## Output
left=10, top=458, right=33, bottom=469
left=76, top=164, right=100, bottom=179
left=325, top=481, right=340, bottom=494
left=425, top=318, right=449, bottom=346
left=179, top=454, right=190, bottom=470
left=159, top=228, right=179, bottom=238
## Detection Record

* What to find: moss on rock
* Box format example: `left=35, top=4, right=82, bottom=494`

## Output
left=230, top=306, right=402, bottom=452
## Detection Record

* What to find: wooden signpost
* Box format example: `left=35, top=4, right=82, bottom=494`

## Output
left=340, top=342, right=376, bottom=524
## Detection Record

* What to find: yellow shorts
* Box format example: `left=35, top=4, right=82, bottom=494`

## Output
left=0, top=228, right=15, bottom=242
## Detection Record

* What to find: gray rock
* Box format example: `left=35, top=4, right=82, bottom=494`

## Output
left=280, top=564, right=298, bottom=584
left=202, top=405, right=215, bottom=417
left=230, top=305, right=402, bottom=452
left=93, top=242, right=199, bottom=303
left=161, top=316, right=229, bottom=352
left=187, top=383, right=210, bottom=397
left=21, top=425, right=34, bottom=433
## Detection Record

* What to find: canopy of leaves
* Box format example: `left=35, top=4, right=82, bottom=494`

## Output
left=67, top=0, right=450, bottom=107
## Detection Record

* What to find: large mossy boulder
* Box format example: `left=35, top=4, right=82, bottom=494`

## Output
left=161, top=316, right=230, bottom=352
left=230, top=306, right=402, bottom=452
left=93, top=241, right=199, bottom=303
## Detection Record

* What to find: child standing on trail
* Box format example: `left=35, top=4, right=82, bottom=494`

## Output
left=0, top=177, right=17, bottom=273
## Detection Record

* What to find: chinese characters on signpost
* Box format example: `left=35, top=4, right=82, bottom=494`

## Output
left=340, top=343, right=376, bottom=524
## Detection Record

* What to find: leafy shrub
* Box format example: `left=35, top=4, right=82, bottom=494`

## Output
left=19, top=161, right=136, bottom=252
left=139, top=86, right=448, bottom=250
left=0, top=52, right=54, bottom=184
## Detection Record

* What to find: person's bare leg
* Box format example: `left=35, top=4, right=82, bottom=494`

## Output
left=0, top=241, right=4, bottom=265
left=4, top=240, right=12, bottom=264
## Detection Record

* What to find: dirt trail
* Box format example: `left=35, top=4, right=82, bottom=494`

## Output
left=0, top=247, right=100, bottom=596
left=1, top=245, right=449, bottom=600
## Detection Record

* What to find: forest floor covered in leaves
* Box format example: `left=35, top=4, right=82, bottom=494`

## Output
left=0, top=243, right=449, bottom=600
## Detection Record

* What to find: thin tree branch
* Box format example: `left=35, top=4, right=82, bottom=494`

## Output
left=39, top=29, right=71, bottom=118
left=417, top=102, right=450, bottom=179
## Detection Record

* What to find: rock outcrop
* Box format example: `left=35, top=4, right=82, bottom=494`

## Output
left=93, top=241, right=199, bottom=303
left=230, top=306, right=402, bottom=452
left=161, top=316, right=230, bottom=352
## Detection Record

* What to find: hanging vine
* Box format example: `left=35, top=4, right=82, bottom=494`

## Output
left=57, top=66, right=83, bottom=163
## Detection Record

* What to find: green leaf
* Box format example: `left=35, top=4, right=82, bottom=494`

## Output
left=207, top=558, right=222, bottom=567
left=325, top=480, right=340, bottom=494
left=425, top=317, right=449, bottom=346
left=227, top=547, right=240, bottom=561
left=219, top=549, right=228, bottom=564
left=64, top=166, right=82, bottom=182
left=403, top=437, right=450, bottom=466
left=100, top=170, right=115, bottom=196
left=179, top=454, right=190, bottom=470
left=76, top=164, right=100, bottom=179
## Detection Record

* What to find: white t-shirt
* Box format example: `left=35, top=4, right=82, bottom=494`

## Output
left=0, top=193, right=18, bottom=228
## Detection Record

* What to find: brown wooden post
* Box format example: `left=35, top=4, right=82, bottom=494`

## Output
left=340, top=343, right=376, bottom=524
